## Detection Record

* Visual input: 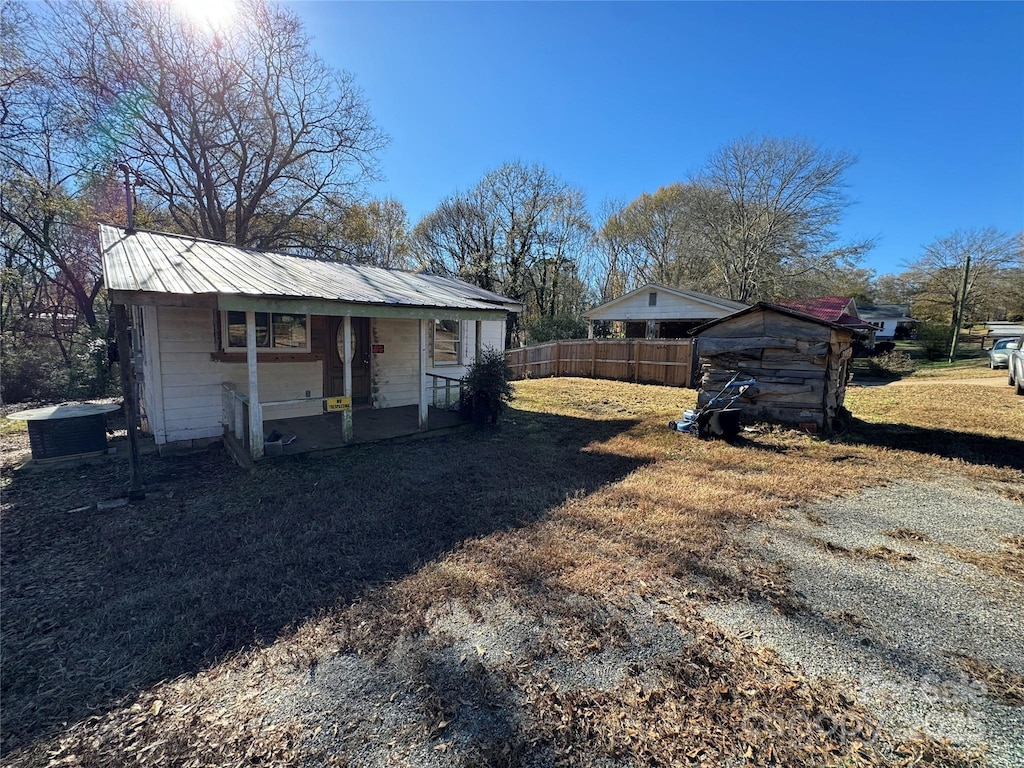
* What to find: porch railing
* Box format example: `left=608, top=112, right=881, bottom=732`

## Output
left=222, top=377, right=467, bottom=458
left=427, top=373, right=464, bottom=410
left=221, top=384, right=251, bottom=452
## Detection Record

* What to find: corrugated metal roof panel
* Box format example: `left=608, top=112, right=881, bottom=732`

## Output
left=100, top=225, right=521, bottom=311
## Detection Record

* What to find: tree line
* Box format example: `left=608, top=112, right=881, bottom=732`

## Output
left=2, top=0, right=1022, bottom=401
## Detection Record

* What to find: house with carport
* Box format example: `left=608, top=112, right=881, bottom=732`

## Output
left=584, top=283, right=748, bottom=339
left=100, top=225, right=521, bottom=462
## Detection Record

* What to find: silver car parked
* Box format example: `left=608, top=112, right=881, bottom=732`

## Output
left=988, top=337, right=1018, bottom=369
left=1009, top=334, right=1024, bottom=395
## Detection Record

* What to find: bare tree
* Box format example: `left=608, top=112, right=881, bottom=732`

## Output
left=413, top=190, right=500, bottom=290
left=412, top=161, right=593, bottom=344
left=904, top=228, right=1022, bottom=342
left=1, top=1, right=111, bottom=338
left=337, top=198, right=412, bottom=268
left=690, top=136, right=873, bottom=302
left=597, top=183, right=711, bottom=291
left=43, top=0, right=386, bottom=255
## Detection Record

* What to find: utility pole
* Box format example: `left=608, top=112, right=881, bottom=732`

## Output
left=948, top=253, right=971, bottom=364
left=114, top=303, right=145, bottom=499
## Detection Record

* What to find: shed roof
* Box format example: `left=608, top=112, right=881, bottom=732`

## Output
left=584, top=283, right=748, bottom=319
left=775, top=296, right=857, bottom=324
left=690, top=302, right=865, bottom=337
left=100, top=225, right=521, bottom=314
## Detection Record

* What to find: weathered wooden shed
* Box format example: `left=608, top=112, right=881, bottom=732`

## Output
left=691, top=303, right=860, bottom=434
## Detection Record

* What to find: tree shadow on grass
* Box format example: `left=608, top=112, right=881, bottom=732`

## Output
left=0, top=409, right=648, bottom=755
left=840, top=418, right=1024, bottom=472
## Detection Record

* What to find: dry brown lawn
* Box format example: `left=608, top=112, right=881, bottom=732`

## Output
left=1, top=367, right=1021, bottom=766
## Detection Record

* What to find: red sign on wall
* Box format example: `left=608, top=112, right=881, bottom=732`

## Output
left=371, top=344, right=384, bottom=354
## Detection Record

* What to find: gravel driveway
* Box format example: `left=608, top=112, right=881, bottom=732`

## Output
left=703, top=478, right=1024, bottom=767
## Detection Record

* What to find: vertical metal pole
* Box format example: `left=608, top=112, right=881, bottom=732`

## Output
left=342, top=314, right=353, bottom=442
left=246, top=311, right=264, bottom=459
left=114, top=304, right=144, bottom=499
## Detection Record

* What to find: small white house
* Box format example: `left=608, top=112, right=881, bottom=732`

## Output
left=584, top=284, right=748, bottom=339
left=100, top=225, right=521, bottom=461
left=857, top=304, right=919, bottom=340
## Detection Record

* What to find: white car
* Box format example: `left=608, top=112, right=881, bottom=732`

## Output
left=989, top=337, right=1018, bottom=368
left=1008, top=334, right=1024, bottom=396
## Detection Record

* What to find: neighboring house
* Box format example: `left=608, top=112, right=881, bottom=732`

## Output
left=100, top=225, right=521, bottom=461
left=584, top=284, right=748, bottom=339
left=985, top=322, right=1024, bottom=344
left=857, top=304, right=919, bottom=340
left=775, top=296, right=877, bottom=344
left=691, top=303, right=860, bottom=434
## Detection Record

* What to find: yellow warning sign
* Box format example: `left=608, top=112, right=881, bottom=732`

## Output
left=325, top=396, right=352, bottom=412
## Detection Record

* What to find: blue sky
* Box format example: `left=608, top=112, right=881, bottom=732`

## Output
left=289, top=1, right=1024, bottom=277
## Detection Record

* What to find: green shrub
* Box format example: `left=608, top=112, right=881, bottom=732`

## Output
left=1, top=329, right=118, bottom=404
left=1, top=335, right=67, bottom=403
left=460, top=348, right=515, bottom=425
left=526, top=314, right=587, bottom=343
left=915, top=321, right=952, bottom=362
left=67, top=334, right=117, bottom=399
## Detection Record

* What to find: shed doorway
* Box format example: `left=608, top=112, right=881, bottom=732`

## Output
left=324, top=317, right=371, bottom=404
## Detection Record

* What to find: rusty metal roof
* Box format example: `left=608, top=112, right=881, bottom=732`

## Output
left=100, top=225, right=521, bottom=312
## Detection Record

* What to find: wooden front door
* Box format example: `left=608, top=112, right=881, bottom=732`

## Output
left=325, top=317, right=371, bottom=404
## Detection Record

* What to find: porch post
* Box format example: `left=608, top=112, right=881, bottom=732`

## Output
left=418, top=318, right=429, bottom=430
left=475, top=319, right=483, bottom=362
left=246, top=311, right=264, bottom=460
left=342, top=314, right=353, bottom=442
left=588, top=320, right=594, bottom=339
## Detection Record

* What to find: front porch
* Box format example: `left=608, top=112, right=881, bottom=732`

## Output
left=261, top=405, right=468, bottom=457
left=220, top=372, right=470, bottom=464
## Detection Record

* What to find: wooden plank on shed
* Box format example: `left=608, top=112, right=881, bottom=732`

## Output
left=762, top=312, right=830, bottom=340
left=706, top=309, right=766, bottom=338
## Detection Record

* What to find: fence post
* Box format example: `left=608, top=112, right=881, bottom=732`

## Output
left=554, top=341, right=562, bottom=376
left=590, top=340, right=597, bottom=378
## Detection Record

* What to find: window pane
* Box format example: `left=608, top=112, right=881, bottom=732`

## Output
left=227, top=311, right=247, bottom=348
left=226, top=311, right=270, bottom=348
left=434, top=319, right=460, bottom=364
left=272, top=313, right=307, bottom=348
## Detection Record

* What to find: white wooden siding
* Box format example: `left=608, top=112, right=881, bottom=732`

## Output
left=371, top=318, right=421, bottom=408
left=139, top=305, right=166, bottom=442
left=587, top=291, right=733, bottom=322
left=371, top=318, right=507, bottom=408
left=150, top=309, right=509, bottom=443
left=154, top=306, right=323, bottom=443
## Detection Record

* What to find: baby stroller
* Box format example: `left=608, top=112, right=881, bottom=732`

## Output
left=669, top=372, right=757, bottom=440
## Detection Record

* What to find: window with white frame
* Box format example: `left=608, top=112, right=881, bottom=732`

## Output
left=223, top=311, right=309, bottom=351
left=432, top=319, right=461, bottom=365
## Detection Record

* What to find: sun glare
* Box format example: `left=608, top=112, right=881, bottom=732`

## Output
left=173, top=0, right=237, bottom=32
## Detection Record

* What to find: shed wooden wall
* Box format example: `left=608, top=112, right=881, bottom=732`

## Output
left=695, top=308, right=853, bottom=433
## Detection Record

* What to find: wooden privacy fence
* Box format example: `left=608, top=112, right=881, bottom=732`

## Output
left=506, top=339, right=697, bottom=387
